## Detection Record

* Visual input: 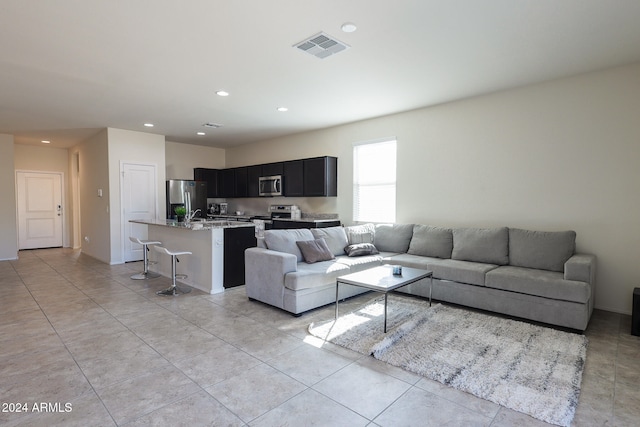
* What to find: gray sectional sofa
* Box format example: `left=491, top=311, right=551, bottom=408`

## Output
left=244, top=223, right=596, bottom=330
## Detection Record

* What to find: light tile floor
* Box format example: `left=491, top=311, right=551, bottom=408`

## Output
left=1, top=248, right=638, bottom=426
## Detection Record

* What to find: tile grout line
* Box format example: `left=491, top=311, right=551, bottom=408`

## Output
left=8, top=250, right=121, bottom=427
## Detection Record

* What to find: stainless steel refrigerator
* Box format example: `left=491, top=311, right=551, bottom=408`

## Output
left=166, top=180, right=207, bottom=219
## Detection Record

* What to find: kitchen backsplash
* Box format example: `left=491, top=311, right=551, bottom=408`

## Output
left=207, top=196, right=338, bottom=217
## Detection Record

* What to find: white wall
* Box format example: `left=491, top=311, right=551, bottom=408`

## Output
left=0, top=134, right=18, bottom=260
left=71, top=130, right=111, bottom=263
left=14, top=144, right=71, bottom=247
left=108, top=128, right=166, bottom=264
left=165, top=141, right=225, bottom=180
left=227, top=62, right=640, bottom=315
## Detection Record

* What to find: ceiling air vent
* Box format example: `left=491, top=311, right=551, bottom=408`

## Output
left=202, top=122, right=223, bottom=129
left=294, top=32, right=350, bottom=59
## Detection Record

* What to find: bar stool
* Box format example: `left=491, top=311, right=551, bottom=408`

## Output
left=129, top=237, right=161, bottom=280
left=154, top=246, right=192, bottom=296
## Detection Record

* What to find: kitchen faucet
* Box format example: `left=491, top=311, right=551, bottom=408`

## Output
left=185, top=209, right=201, bottom=223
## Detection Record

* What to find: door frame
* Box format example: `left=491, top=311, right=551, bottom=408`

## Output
left=120, top=161, right=159, bottom=264
left=15, top=170, right=66, bottom=249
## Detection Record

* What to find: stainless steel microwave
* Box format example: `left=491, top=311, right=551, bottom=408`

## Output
left=259, top=175, right=283, bottom=196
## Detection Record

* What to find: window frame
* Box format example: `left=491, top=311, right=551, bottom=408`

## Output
left=352, top=138, right=397, bottom=223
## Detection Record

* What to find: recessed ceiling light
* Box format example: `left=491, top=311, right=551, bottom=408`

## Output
left=216, top=90, right=229, bottom=97
left=41, top=140, right=51, bottom=144
left=196, top=132, right=206, bottom=136
left=277, top=107, right=288, bottom=112
left=144, top=123, right=154, bottom=127
left=341, top=22, right=357, bottom=33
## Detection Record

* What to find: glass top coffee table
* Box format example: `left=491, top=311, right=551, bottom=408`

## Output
left=335, top=265, right=433, bottom=333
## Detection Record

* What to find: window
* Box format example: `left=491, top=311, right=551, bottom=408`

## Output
left=353, top=139, right=397, bottom=223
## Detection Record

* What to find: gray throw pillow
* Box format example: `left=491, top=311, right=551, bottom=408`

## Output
left=264, top=229, right=314, bottom=262
left=509, top=228, right=576, bottom=272
left=348, top=231, right=373, bottom=245
left=311, top=226, right=348, bottom=256
left=345, top=223, right=375, bottom=245
left=374, top=223, right=414, bottom=253
left=296, top=238, right=335, bottom=264
left=344, top=243, right=379, bottom=257
left=452, top=227, right=509, bottom=265
left=407, top=225, right=453, bottom=259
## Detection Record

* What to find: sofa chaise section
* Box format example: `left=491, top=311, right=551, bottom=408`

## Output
left=245, top=228, right=390, bottom=315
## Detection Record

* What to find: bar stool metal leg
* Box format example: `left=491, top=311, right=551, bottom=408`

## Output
left=130, top=237, right=161, bottom=280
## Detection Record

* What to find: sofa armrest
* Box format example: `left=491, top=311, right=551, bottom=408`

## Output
left=244, top=247, right=298, bottom=309
left=564, top=254, right=596, bottom=284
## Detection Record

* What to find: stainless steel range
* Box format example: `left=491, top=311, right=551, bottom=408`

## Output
left=269, top=204, right=300, bottom=220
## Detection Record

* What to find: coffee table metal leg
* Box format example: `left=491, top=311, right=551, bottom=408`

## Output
left=429, top=275, right=432, bottom=307
left=335, top=282, right=339, bottom=320
left=384, top=292, right=388, bottom=333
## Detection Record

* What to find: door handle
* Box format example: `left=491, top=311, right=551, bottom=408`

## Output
left=57, top=205, right=62, bottom=216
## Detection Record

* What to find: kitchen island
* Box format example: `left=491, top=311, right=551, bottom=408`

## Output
left=130, top=219, right=256, bottom=294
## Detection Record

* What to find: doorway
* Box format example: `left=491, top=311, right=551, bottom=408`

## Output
left=16, top=171, right=64, bottom=249
left=121, top=162, right=158, bottom=262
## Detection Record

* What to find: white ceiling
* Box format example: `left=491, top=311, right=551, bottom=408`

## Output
left=2, top=0, right=640, bottom=149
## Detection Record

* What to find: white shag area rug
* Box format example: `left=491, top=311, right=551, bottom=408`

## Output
left=309, top=296, right=588, bottom=427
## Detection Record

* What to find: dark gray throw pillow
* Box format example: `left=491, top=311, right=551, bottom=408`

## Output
left=296, top=238, right=335, bottom=263
left=344, top=243, right=379, bottom=257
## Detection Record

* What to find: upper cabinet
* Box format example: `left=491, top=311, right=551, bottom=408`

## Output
left=234, top=167, right=248, bottom=198
left=194, top=168, right=219, bottom=198
left=303, top=156, right=337, bottom=197
left=262, top=162, right=284, bottom=176
left=194, top=155, right=337, bottom=199
left=247, top=165, right=262, bottom=197
left=219, top=169, right=235, bottom=198
left=283, top=160, right=304, bottom=197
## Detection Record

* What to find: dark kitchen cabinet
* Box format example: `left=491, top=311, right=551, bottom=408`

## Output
left=195, top=156, right=337, bottom=199
left=234, top=167, right=248, bottom=198
left=194, top=168, right=220, bottom=198
left=219, top=169, right=235, bottom=197
left=283, top=160, right=304, bottom=197
left=304, top=156, right=337, bottom=196
left=247, top=165, right=262, bottom=197
left=262, top=162, right=283, bottom=176
left=223, top=226, right=257, bottom=288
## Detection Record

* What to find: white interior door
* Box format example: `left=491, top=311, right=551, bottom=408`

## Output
left=17, top=171, right=64, bottom=249
left=122, top=162, right=157, bottom=262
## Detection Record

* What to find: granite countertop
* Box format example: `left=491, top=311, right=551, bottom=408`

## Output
left=208, top=214, right=261, bottom=221
left=130, top=219, right=255, bottom=230
left=271, top=217, right=341, bottom=223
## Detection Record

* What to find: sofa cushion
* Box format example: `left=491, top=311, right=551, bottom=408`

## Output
left=384, top=253, right=440, bottom=270
left=345, top=223, right=375, bottom=245
left=428, top=259, right=498, bottom=286
left=509, top=228, right=576, bottom=272
left=296, top=238, right=335, bottom=264
left=264, top=229, right=314, bottom=262
left=311, top=227, right=349, bottom=256
left=407, top=225, right=453, bottom=259
left=334, top=254, right=385, bottom=272
left=452, top=227, right=509, bottom=265
left=485, top=266, right=590, bottom=303
left=344, top=243, right=379, bottom=257
left=374, top=223, right=414, bottom=253
left=284, top=260, right=350, bottom=291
